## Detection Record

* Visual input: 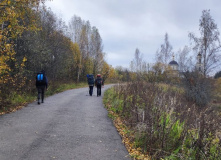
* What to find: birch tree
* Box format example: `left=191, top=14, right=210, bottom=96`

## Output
left=189, top=10, right=221, bottom=76
left=175, top=46, right=192, bottom=72
left=91, top=27, right=104, bottom=74
left=155, top=33, right=173, bottom=71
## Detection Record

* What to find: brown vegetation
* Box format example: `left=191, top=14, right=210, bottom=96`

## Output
left=104, top=79, right=221, bottom=159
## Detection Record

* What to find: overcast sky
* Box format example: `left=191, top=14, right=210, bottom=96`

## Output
left=45, top=0, right=221, bottom=69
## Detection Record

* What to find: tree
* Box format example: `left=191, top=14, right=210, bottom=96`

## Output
left=175, top=46, right=192, bottom=72
left=189, top=10, right=221, bottom=76
left=107, top=66, right=117, bottom=82
left=18, top=8, right=72, bottom=81
left=182, top=71, right=213, bottom=107
left=0, top=0, right=50, bottom=108
left=71, top=42, right=82, bottom=82
left=68, top=16, right=105, bottom=80
left=91, top=27, right=104, bottom=75
left=101, top=61, right=110, bottom=82
left=156, top=33, right=173, bottom=69
left=214, top=70, right=221, bottom=79
left=130, top=48, right=143, bottom=72
left=0, top=0, right=49, bottom=70
left=68, top=15, right=83, bottom=43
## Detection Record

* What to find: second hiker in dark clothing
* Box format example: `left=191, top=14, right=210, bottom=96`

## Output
left=36, top=70, right=48, bottom=105
left=87, top=74, right=95, bottom=96
left=95, top=74, right=104, bottom=97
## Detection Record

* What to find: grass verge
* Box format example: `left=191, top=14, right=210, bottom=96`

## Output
left=0, top=82, right=87, bottom=115
left=103, top=87, right=150, bottom=160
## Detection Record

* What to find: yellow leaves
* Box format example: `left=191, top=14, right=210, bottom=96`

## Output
left=1, top=0, right=47, bottom=41
left=109, top=112, right=150, bottom=160
left=0, top=0, right=50, bottom=85
left=5, top=44, right=11, bottom=50
left=20, top=57, right=27, bottom=67
left=0, top=104, right=25, bottom=115
left=104, top=91, right=151, bottom=159
left=84, top=58, right=93, bottom=74
left=0, top=55, right=10, bottom=73
left=22, top=57, right=27, bottom=62
left=71, top=42, right=82, bottom=70
left=108, top=67, right=118, bottom=81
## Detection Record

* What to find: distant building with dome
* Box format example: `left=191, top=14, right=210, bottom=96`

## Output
left=166, top=53, right=203, bottom=78
left=167, top=56, right=179, bottom=77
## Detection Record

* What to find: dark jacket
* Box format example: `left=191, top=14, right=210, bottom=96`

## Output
left=95, top=77, right=104, bottom=86
left=36, top=72, right=48, bottom=89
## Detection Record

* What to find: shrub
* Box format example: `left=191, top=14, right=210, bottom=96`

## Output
left=104, top=81, right=221, bottom=160
left=214, top=71, right=221, bottom=79
left=182, top=71, right=214, bottom=107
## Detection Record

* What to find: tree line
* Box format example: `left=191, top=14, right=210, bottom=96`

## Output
left=0, top=0, right=117, bottom=109
left=117, top=10, right=221, bottom=81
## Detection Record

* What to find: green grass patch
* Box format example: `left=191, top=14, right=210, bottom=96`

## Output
left=0, top=82, right=88, bottom=115
left=46, top=82, right=87, bottom=96
left=10, top=92, right=36, bottom=105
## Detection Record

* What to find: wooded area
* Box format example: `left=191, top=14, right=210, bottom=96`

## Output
left=0, top=0, right=118, bottom=110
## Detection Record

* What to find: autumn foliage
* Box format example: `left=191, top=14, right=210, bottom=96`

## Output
left=0, top=1, right=115, bottom=110
left=0, top=0, right=48, bottom=108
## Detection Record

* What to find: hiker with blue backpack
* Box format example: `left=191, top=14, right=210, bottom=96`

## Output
left=95, top=74, right=104, bottom=97
left=36, top=70, right=48, bottom=104
left=87, top=74, right=94, bottom=96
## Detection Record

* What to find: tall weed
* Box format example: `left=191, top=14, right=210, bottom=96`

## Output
left=104, top=82, right=221, bottom=159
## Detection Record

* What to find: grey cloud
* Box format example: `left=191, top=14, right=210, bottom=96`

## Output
left=46, top=0, right=221, bottom=68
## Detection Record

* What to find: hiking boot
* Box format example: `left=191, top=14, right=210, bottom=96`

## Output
left=38, top=102, right=40, bottom=105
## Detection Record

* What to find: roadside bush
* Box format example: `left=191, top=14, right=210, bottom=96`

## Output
left=182, top=71, right=214, bottom=108
left=104, top=81, right=221, bottom=160
left=214, top=78, right=221, bottom=106
left=214, top=71, right=221, bottom=79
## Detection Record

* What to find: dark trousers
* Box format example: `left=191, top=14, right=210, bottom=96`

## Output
left=97, top=85, right=101, bottom=96
left=37, top=86, right=45, bottom=102
left=89, top=86, right=94, bottom=96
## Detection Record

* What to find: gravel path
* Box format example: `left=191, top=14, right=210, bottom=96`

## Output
left=0, top=85, right=130, bottom=160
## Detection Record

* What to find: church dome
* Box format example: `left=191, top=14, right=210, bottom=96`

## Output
left=169, top=60, right=178, bottom=66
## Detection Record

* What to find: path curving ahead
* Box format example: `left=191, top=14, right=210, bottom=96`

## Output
left=0, top=85, right=130, bottom=160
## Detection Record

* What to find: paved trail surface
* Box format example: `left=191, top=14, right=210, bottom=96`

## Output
left=0, top=85, right=130, bottom=160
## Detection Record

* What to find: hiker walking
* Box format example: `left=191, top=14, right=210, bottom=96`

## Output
left=36, top=70, right=48, bottom=104
left=95, top=74, right=104, bottom=97
left=87, top=74, right=95, bottom=96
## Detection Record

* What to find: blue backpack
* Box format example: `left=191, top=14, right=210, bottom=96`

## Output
left=36, top=72, right=46, bottom=85
left=87, top=74, right=94, bottom=85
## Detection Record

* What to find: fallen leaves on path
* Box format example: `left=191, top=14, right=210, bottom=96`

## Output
left=108, top=110, right=151, bottom=160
